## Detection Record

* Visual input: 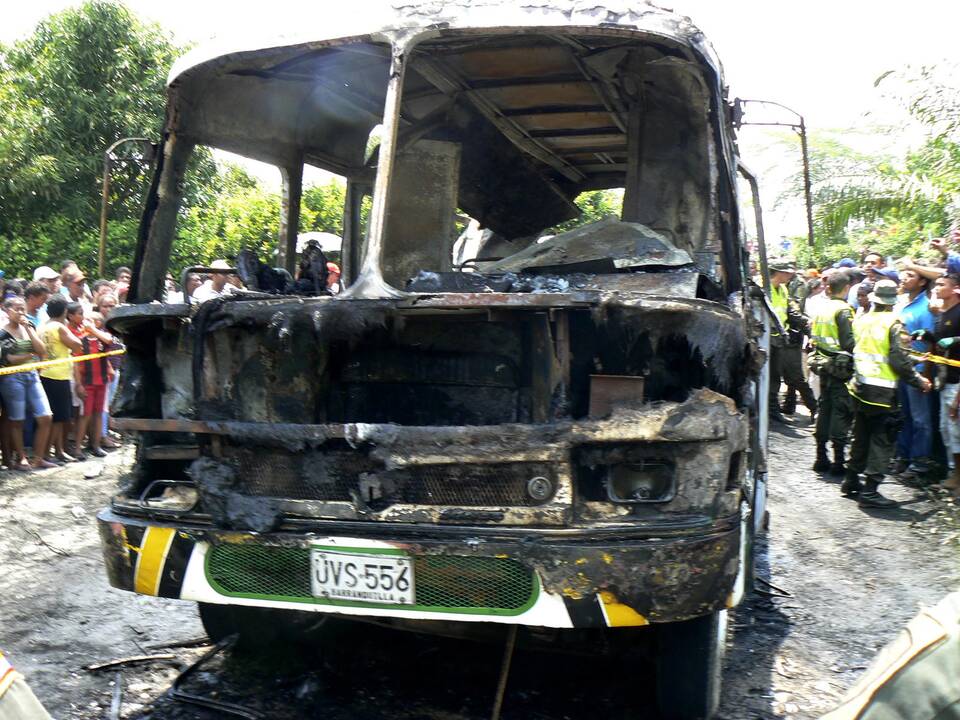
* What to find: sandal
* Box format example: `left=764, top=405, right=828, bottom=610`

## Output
left=31, top=459, right=59, bottom=470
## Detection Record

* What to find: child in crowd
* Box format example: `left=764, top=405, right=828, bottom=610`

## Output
left=70, top=306, right=113, bottom=458
left=39, top=296, right=84, bottom=462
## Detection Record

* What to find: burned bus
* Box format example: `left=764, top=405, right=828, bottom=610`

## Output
left=98, top=3, right=772, bottom=716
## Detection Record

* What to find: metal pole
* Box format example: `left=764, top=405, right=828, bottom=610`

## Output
left=490, top=624, right=518, bottom=720
left=736, top=99, right=817, bottom=253
left=98, top=153, right=112, bottom=278
left=798, top=117, right=816, bottom=251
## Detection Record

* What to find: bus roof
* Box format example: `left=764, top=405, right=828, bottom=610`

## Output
left=168, top=1, right=721, bottom=88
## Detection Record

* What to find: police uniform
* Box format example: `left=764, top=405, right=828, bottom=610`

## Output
left=0, top=652, right=52, bottom=720
left=809, top=292, right=855, bottom=474
left=768, top=262, right=817, bottom=421
left=822, top=592, right=960, bottom=719
left=842, top=281, right=929, bottom=507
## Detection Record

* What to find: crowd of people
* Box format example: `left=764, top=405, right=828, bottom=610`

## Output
left=0, top=251, right=344, bottom=471
left=766, top=228, right=960, bottom=508
left=0, top=261, right=126, bottom=470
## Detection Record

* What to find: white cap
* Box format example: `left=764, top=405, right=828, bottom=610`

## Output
left=33, top=266, right=59, bottom=281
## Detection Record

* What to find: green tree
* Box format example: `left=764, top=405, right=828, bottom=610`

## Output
left=301, top=181, right=346, bottom=236
left=0, top=1, right=187, bottom=275
left=548, top=189, right=624, bottom=234
left=778, top=64, right=960, bottom=265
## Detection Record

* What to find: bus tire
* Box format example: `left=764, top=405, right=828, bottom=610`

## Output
left=197, top=602, right=324, bottom=652
left=654, top=610, right=726, bottom=719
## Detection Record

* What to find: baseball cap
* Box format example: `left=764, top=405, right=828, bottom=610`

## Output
left=872, top=267, right=900, bottom=283
left=833, top=258, right=857, bottom=268
left=33, top=266, right=59, bottom=281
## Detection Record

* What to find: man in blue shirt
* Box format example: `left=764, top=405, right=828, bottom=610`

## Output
left=895, top=269, right=936, bottom=481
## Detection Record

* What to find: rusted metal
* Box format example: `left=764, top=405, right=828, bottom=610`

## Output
left=588, top=375, right=645, bottom=418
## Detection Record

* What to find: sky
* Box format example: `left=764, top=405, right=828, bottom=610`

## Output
left=4, top=0, right=960, bottom=242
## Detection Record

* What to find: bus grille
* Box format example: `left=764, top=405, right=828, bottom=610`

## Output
left=226, top=449, right=554, bottom=507
left=205, top=543, right=537, bottom=612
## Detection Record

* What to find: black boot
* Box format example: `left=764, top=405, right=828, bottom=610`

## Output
left=857, top=475, right=897, bottom=508
left=840, top=470, right=862, bottom=498
left=801, top=387, right=818, bottom=423
left=781, top=392, right=796, bottom=415
left=813, top=443, right=830, bottom=473
left=828, top=442, right=846, bottom=476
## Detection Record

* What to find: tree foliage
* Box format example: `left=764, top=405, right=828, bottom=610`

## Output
left=0, top=1, right=179, bottom=269
left=0, top=1, right=349, bottom=280
left=779, top=63, right=960, bottom=267
left=549, top=189, right=624, bottom=234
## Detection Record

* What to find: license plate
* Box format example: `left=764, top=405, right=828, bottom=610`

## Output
left=310, top=549, right=415, bottom=605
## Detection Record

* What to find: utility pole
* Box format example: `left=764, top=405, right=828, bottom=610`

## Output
left=734, top=99, right=816, bottom=253
left=99, top=137, right=157, bottom=277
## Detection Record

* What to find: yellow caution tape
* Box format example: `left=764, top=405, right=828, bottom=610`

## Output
left=909, top=351, right=960, bottom=369
left=0, top=349, right=125, bottom=377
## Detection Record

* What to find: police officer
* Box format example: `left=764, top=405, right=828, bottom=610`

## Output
left=809, top=270, right=855, bottom=474
left=0, top=651, right=52, bottom=719
left=842, top=280, right=933, bottom=507
left=767, top=260, right=817, bottom=423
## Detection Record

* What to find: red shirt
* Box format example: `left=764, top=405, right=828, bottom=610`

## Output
left=71, top=326, right=109, bottom=386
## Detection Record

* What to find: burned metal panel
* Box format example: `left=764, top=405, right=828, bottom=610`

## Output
left=158, top=3, right=729, bottom=257
left=528, top=526, right=740, bottom=622
left=382, top=139, right=461, bottom=286
left=119, top=388, right=748, bottom=531
left=487, top=217, right=693, bottom=273
left=169, top=43, right=391, bottom=172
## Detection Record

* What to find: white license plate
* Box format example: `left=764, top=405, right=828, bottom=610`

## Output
left=310, top=549, right=415, bottom=605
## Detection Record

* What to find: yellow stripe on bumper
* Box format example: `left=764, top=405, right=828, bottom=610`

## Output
left=598, top=591, right=649, bottom=627
left=134, top=527, right=176, bottom=596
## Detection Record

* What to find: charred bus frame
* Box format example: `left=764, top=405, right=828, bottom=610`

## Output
left=98, top=4, right=773, bottom=717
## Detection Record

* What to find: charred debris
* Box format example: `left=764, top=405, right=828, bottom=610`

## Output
left=111, top=216, right=759, bottom=535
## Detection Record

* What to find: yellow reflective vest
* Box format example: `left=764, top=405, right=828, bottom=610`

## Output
left=770, top=283, right=788, bottom=333
left=811, top=298, right=851, bottom=355
left=849, top=312, right=899, bottom=401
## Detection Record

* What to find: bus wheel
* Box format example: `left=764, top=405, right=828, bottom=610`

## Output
left=198, top=602, right=326, bottom=653
left=654, top=610, right=726, bottom=719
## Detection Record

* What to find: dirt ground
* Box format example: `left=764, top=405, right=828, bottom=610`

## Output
left=1, top=412, right=958, bottom=719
